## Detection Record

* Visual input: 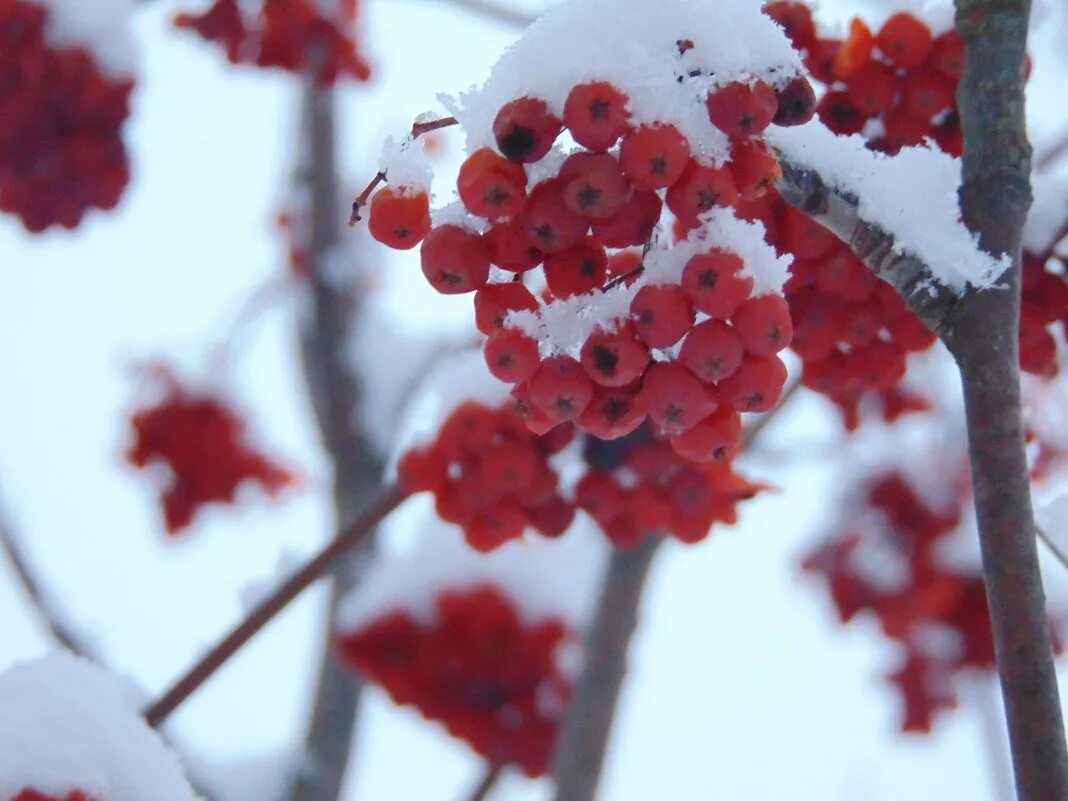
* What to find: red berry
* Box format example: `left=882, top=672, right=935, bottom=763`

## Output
left=669, top=405, right=742, bottom=462
left=780, top=204, right=836, bottom=258
left=718, top=354, right=788, bottom=412
left=902, top=70, right=955, bottom=118
left=457, top=148, right=528, bottom=218
left=642, top=361, right=719, bottom=435
left=681, top=249, right=753, bottom=318
left=773, top=76, right=817, bottom=127
left=580, top=324, right=650, bottom=386
left=543, top=237, right=608, bottom=297
left=665, top=160, right=738, bottom=229
left=577, top=386, right=647, bottom=439
left=563, top=81, right=630, bottom=151
left=728, top=140, right=782, bottom=200
left=882, top=108, right=931, bottom=152
left=764, top=1, right=817, bottom=49
left=478, top=441, right=540, bottom=494
left=630, top=284, right=696, bottom=348
left=806, top=38, right=843, bottom=84
left=834, top=18, right=875, bottom=79
left=706, top=80, right=778, bottom=139
left=590, top=190, right=662, bottom=248
left=520, top=179, right=589, bottom=253
left=930, top=31, right=964, bottom=80
left=396, top=446, right=446, bottom=493
left=524, top=495, right=577, bottom=538
left=528, top=357, right=595, bottom=422
left=484, top=328, right=541, bottom=383
left=420, top=225, right=492, bottom=294
left=846, top=61, right=900, bottom=117
left=679, top=319, right=744, bottom=382
left=560, top=152, right=631, bottom=219
left=474, top=283, right=538, bottom=334
left=876, top=13, right=933, bottom=69
left=368, top=187, right=431, bottom=249
left=816, top=91, right=868, bottom=136
left=493, top=97, right=562, bottom=163
left=731, top=294, right=793, bottom=355
left=467, top=500, right=528, bottom=551
left=486, top=218, right=544, bottom=272
left=511, top=382, right=559, bottom=435
left=619, top=124, right=690, bottom=190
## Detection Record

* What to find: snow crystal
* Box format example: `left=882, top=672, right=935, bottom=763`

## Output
left=336, top=494, right=607, bottom=632
left=768, top=124, right=1008, bottom=293
left=430, top=199, right=489, bottom=232
left=39, top=0, right=138, bottom=78
left=439, top=0, right=802, bottom=164
left=378, top=136, right=433, bottom=194
left=386, top=346, right=513, bottom=464
left=1024, top=170, right=1068, bottom=254
left=0, top=652, right=199, bottom=801
left=816, top=0, right=957, bottom=36
left=506, top=284, right=637, bottom=358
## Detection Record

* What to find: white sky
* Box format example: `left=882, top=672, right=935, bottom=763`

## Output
left=3, top=1, right=1068, bottom=800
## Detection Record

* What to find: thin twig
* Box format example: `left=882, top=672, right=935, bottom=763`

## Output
left=1036, top=129, right=1068, bottom=172
left=143, top=485, right=406, bottom=728
left=348, top=117, right=460, bottom=226
left=460, top=763, right=504, bottom=801
left=0, top=502, right=94, bottom=658
left=442, top=0, right=536, bottom=27
left=1036, top=526, right=1068, bottom=573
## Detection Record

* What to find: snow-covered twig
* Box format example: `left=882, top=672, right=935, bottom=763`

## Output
left=0, top=499, right=95, bottom=658
left=143, top=484, right=406, bottom=728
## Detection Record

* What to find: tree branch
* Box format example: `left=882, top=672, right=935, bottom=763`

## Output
left=459, top=763, right=504, bottom=801
left=944, top=3, right=1068, bottom=798
left=0, top=497, right=94, bottom=658
left=287, top=64, right=387, bottom=801
left=773, top=155, right=961, bottom=336
left=551, top=387, right=803, bottom=801
left=143, top=485, right=405, bottom=728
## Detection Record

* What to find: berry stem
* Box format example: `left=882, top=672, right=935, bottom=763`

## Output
left=348, top=116, right=460, bottom=226
left=143, top=484, right=407, bottom=728
left=460, top=763, right=504, bottom=801
left=1036, top=526, right=1068, bottom=573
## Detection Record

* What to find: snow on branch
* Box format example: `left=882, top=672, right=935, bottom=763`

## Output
left=769, top=124, right=1008, bottom=334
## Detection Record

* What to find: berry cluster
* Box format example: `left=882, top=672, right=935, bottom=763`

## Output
left=126, top=374, right=297, bottom=533
left=173, top=0, right=371, bottom=84
left=576, top=423, right=767, bottom=546
left=337, top=584, right=571, bottom=777
left=396, top=402, right=576, bottom=552
left=802, top=472, right=1030, bottom=732
left=767, top=3, right=963, bottom=156
left=0, top=0, right=133, bottom=232
left=368, top=73, right=814, bottom=460
left=736, top=190, right=937, bottom=428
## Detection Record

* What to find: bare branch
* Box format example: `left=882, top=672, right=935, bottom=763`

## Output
left=143, top=485, right=406, bottom=728
left=0, top=501, right=94, bottom=658
left=946, top=1, right=1068, bottom=799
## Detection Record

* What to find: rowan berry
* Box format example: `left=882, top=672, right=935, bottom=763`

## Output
left=457, top=148, right=528, bottom=218
left=520, top=179, right=589, bottom=253
left=579, top=324, right=650, bottom=386
left=560, top=152, right=631, bottom=219
left=731, top=294, right=793, bottom=355
left=528, top=357, right=595, bottom=422
left=679, top=319, right=744, bottom=382
left=876, top=13, right=933, bottom=69
left=665, top=160, right=739, bottom=229
left=619, top=124, right=690, bottom=190
left=705, top=80, right=778, bottom=139
left=630, top=284, right=696, bottom=348
left=420, top=225, right=492, bottom=293
left=474, top=283, right=539, bottom=333
left=642, top=361, right=719, bottom=435
left=718, top=353, right=788, bottom=412
left=669, top=405, right=742, bottom=462
left=773, top=76, right=818, bottom=126
left=590, top=189, right=663, bottom=248
left=681, top=249, right=753, bottom=319
left=728, top=139, right=782, bottom=200
left=563, top=81, right=630, bottom=151
left=484, top=328, right=541, bottom=383
left=493, top=97, right=562, bottom=162
left=543, top=237, right=608, bottom=297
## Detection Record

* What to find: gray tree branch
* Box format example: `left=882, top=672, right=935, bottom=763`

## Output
left=286, top=71, right=384, bottom=801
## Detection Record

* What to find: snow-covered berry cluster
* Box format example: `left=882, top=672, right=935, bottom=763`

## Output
left=364, top=0, right=813, bottom=464
left=767, top=3, right=964, bottom=156
left=337, top=584, right=572, bottom=777
left=125, top=369, right=297, bottom=533
left=173, top=0, right=371, bottom=84
left=396, top=401, right=576, bottom=552
left=0, top=0, right=134, bottom=232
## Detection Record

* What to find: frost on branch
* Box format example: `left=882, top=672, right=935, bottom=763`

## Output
left=0, top=0, right=136, bottom=232
left=172, top=0, right=372, bottom=84
left=335, top=502, right=605, bottom=776
left=125, top=367, right=298, bottom=534
left=0, top=652, right=199, bottom=801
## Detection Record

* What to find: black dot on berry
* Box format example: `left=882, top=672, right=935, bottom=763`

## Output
left=592, top=345, right=619, bottom=376
left=499, top=126, right=536, bottom=160
left=650, top=155, right=669, bottom=175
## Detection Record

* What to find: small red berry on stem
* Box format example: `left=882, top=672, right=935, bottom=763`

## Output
left=543, top=237, right=609, bottom=298
left=484, top=328, right=541, bottom=383
left=368, top=187, right=432, bottom=249
left=681, top=249, right=753, bottom=319
left=420, top=225, right=492, bottom=294
left=457, top=148, right=528, bottom=218
left=493, top=97, right=562, bottom=163
left=580, top=324, right=651, bottom=387
left=630, top=284, right=696, bottom=348
left=619, top=124, right=691, bottom=190
left=563, top=81, right=631, bottom=152
left=705, top=80, right=779, bottom=139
